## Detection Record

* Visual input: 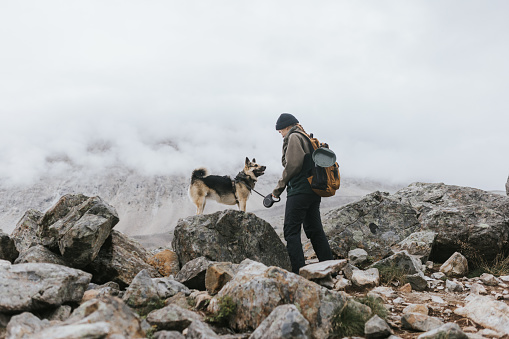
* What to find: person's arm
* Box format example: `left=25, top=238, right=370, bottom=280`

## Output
left=272, top=134, right=307, bottom=198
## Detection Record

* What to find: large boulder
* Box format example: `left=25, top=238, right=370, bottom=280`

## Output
left=172, top=210, right=291, bottom=271
left=37, top=194, right=119, bottom=268
left=0, top=230, right=18, bottom=263
left=208, top=259, right=347, bottom=338
left=84, top=230, right=160, bottom=288
left=324, top=191, right=421, bottom=260
left=0, top=261, right=91, bottom=313
left=393, top=182, right=509, bottom=262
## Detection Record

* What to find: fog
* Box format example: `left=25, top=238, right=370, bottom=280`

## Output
left=1, top=1, right=508, bottom=191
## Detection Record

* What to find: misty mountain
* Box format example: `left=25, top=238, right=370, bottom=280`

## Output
left=0, top=166, right=405, bottom=248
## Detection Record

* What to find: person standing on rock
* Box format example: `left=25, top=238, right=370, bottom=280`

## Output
left=271, top=113, right=333, bottom=274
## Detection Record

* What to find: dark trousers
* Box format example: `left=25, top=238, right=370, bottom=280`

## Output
left=284, top=193, right=333, bottom=274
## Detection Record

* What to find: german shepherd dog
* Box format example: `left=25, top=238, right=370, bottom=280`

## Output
left=189, top=157, right=266, bottom=215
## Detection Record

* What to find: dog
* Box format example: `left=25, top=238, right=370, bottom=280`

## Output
left=189, top=157, right=266, bottom=215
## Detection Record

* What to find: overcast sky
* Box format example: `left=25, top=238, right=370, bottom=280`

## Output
left=1, top=1, right=508, bottom=191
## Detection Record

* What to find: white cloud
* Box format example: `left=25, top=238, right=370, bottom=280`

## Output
left=1, top=1, right=508, bottom=191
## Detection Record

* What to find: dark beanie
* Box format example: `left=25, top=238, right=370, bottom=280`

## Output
left=275, top=113, right=299, bottom=130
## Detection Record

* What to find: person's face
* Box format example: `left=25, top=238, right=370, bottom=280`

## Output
left=278, top=126, right=291, bottom=138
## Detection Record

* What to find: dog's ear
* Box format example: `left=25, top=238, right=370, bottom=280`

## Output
left=252, top=158, right=256, bottom=163
left=245, top=157, right=250, bottom=166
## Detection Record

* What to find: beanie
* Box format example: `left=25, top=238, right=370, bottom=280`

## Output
left=275, top=113, right=299, bottom=130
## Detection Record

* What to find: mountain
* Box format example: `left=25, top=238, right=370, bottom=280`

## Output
left=0, top=166, right=405, bottom=248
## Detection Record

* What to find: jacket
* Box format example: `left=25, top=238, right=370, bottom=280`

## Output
left=272, top=126, right=315, bottom=198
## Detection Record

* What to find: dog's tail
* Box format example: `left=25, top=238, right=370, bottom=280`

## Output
left=191, top=168, right=208, bottom=182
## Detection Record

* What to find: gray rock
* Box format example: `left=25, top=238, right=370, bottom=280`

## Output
left=351, top=268, right=380, bottom=288
left=324, top=191, right=421, bottom=260
left=5, top=312, right=50, bottom=339
left=37, top=194, right=119, bottom=268
left=365, top=314, right=394, bottom=339
left=10, top=209, right=43, bottom=253
left=394, top=182, right=509, bottom=263
left=405, top=271, right=428, bottom=291
left=153, top=277, right=191, bottom=299
left=299, top=259, right=347, bottom=280
left=175, top=256, right=213, bottom=291
left=0, top=230, right=18, bottom=263
left=208, top=259, right=346, bottom=339
left=445, top=279, right=464, bottom=293
left=348, top=248, right=369, bottom=266
left=36, top=296, right=145, bottom=338
left=249, top=304, right=311, bottom=339
left=401, top=313, right=444, bottom=332
left=123, top=269, right=161, bottom=309
left=371, top=250, right=424, bottom=275
left=85, top=230, right=160, bottom=288
left=153, top=331, right=185, bottom=339
left=185, top=320, right=221, bottom=339
left=391, top=231, right=436, bottom=264
left=14, top=245, right=67, bottom=265
left=146, top=304, right=203, bottom=331
left=440, top=252, right=468, bottom=277
left=479, top=273, right=499, bottom=286
left=417, top=322, right=468, bottom=339
left=172, top=210, right=291, bottom=271
left=454, top=295, right=509, bottom=334
left=0, top=262, right=91, bottom=313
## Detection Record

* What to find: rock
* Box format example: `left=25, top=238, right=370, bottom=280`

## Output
left=148, top=249, right=180, bottom=277
left=405, top=271, right=428, bottom=291
left=153, top=331, right=185, bottom=339
left=46, top=305, right=73, bottom=322
left=454, top=295, right=509, bottom=334
left=189, top=291, right=212, bottom=310
left=10, top=209, right=43, bottom=253
left=324, top=191, right=421, bottom=259
left=417, top=322, right=468, bottom=339
left=208, top=259, right=346, bottom=338
left=154, top=277, right=191, bottom=299
left=38, top=194, right=119, bottom=268
left=440, top=252, right=468, bottom=277
left=175, top=256, right=213, bottom=291
left=401, top=312, right=444, bottom=332
left=394, top=182, right=509, bottom=263
left=146, top=304, right=203, bottom=331
left=468, top=283, right=487, bottom=295
left=299, top=259, right=347, bottom=280
left=185, top=320, right=221, bottom=339
left=351, top=268, right=380, bottom=288
left=372, top=250, right=424, bottom=275
left=403, top=304, right=429, bottom=315
left=84, top=230, right=160, bottom=288
left=38, top=296, right=145, bottom=338
left=5, top=312, right=50, bottom=339
left=391, top=231, right=437, bottom=263
left=365, top=314, right=394, bottom=339
left=0, top=230, right=18, bottom=263
left=348, top=248, right=369, bottom=266
left=172, top=210, right=291, bottom=271
left=0, top=262, right=91, bottom=312
left=205, top=262, right=240, bottom=295
left=479, top=273, right=499, bottom=286
left=123, top=269, right=161, bottom=310
left=13, top=244, right=67, bottom=265
left=249, top=304, right=311, bottom=339
left=446, top=279, right=464, bottom=293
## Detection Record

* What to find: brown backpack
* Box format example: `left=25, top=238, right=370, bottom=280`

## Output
left=297, top=131, right=341, bottom=197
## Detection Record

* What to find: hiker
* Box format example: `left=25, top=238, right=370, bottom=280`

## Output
left=272, top=113, right=333, bottom=274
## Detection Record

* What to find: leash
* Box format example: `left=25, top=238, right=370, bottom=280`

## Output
left=234, top=172, right=266, bottom=198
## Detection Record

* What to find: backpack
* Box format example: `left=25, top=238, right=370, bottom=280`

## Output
left=297, top=131, right=340, bottom=197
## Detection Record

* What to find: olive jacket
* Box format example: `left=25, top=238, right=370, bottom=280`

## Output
left=272, top=126, right=315, bottom=198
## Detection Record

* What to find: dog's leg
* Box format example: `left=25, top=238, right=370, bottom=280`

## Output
left=196, top=197, right=206, bottom=215
left=239, top=200, right=247, bottom=212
